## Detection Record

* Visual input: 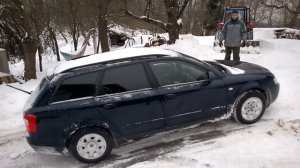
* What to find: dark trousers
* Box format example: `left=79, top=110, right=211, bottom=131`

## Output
left=225, top=47, right=240, bottom=61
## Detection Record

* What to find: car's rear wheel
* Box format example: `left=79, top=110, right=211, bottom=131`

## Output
left=69, top=128, right=112, bottom=163
left=233, top=90, right=266, bottom=124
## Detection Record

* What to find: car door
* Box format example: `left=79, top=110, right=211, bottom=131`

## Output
left=148, top=59, right=227, bottom=127
left=95, top=63, right=165, bottom=138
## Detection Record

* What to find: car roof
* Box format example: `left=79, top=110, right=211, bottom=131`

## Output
left=51, top=48, right=180, bottom=75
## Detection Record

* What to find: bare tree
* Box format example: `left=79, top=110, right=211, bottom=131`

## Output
left=261, top=0, right=300, bottom=28
left=59, top=0, right=82, bottom=51
left=0, top=0, right=39, bottom=80
left=125, top=0, right=190, bottom=44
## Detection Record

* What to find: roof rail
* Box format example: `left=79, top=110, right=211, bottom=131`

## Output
left=61, top=54, right=169, bottom=73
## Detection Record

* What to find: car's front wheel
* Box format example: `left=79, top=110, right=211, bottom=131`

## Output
left=233, top=90, right=266, bottom=124
left=69, top=128, right=113, bottom=163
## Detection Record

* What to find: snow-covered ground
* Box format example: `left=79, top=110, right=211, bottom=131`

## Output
left=0, top=28, right=300, bottom=167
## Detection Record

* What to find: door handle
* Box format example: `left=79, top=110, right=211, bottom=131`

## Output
left=163, top=93, right=176, bottom=100
left=103, top=103, right=116, bottom=110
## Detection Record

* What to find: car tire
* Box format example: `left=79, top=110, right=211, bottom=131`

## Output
left=233, top=90, right=266, bottom=124
left=69, top=128, right=113, bottom=163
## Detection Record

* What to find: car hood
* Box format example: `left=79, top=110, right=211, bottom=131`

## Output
left=215, top=60, right=272, bottom=75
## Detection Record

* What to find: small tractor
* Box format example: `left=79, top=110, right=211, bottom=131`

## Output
left=213, top=7, right=260, bottom=54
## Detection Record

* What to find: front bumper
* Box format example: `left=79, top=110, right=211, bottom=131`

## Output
left=267, top=82, right=280, bottom=105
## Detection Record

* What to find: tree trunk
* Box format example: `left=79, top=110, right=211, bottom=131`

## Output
left=37, top=39, right=43, bottom=72
left=22, top=0, right=38, bottom=80
left=49, top=28, right=61, bottom=61
left=268, top=8, right=273, bottom=27
left=53, top=34, right=60, bottom=61
left=167, top=25, right=179, bottom=44
left=73, top=30, right=78, bottom=51
left=185, top=0, right=195, bottom=34
left=98, top=16, right=110, bottom=52
left=165, top=1, right=180, bottom=44
left=22, top=38, right=37, bottom=80
left=98, top=0, right=110, bottom=53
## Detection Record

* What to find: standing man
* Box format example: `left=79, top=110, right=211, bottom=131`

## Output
left=219, top=10, right=247, bottom=61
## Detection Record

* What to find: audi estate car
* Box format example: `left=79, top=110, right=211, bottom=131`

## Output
left=23, top=48, right=279, bottom=163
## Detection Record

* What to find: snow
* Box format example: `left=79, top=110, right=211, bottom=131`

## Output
left=0, top=85, right=28, bottom=135
left=217, top=63, right=245, bottom=74
left=177, top=18, right=183, bottom=26
left=128, top=121, right=300, bottom=168
left=1, top=28, right=300, bottom=167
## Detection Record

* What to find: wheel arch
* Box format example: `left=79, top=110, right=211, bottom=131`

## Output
left=64, top=121, right=120, bottom=148
left=234, top=81, right=268, bottom=104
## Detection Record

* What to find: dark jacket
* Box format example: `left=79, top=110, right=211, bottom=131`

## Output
left=219, top=19, right=247, bottom=47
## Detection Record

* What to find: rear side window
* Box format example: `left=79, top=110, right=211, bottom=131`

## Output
left=51, top=72, right=98, bottom=103
left=100, top=64, right=150, bottom=95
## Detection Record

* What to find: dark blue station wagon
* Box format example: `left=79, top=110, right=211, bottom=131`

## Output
left=23, top=48, right=279, bottom=163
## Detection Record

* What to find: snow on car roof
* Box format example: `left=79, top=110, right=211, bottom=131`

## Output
left=53, top=47, right=179, bottom=75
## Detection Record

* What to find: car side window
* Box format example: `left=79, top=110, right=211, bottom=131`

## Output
left=99, top=64, right=151, bottom=95
left=51, top=72, right=98, bottom=103
left=149, top=60, right=208, bottom=86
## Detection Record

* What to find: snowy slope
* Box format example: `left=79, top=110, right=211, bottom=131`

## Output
left=0, top=28, right=300, bottom=167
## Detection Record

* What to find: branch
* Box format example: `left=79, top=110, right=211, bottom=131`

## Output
left=125, top=10, right=168, bottom=31
left=177, top=0, right=190, bottom=18
left=260, top=0, right=300, bottom=14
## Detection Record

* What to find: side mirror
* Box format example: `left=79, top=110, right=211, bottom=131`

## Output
left=208, top=71, right=217, bottom=80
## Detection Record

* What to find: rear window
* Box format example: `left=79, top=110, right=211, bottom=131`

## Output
left=24, top=77, right=48, bottom=110
left=51, top=72, right=98, bottom=103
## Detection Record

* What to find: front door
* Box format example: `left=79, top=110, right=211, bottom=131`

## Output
left=148, top=60, right=227, bottom=127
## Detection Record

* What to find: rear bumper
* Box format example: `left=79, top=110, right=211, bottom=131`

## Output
left=29, top=144, right=67, bottom=155
left=26, top=132, right=67, bottom=155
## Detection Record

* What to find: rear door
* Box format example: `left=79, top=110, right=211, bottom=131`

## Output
left=148, top=59, right=227, bottom=127
left=95, top=63, right=165, bottom=138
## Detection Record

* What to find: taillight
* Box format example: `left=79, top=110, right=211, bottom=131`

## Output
left=23, top=114, right=37, bottom=133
